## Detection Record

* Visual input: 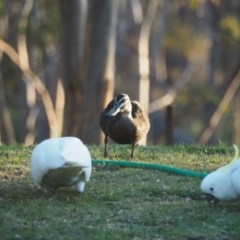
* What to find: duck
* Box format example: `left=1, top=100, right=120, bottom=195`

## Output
left=99, top=93, right=150, bottom=157
left=30, top=137, right=92, bottom=193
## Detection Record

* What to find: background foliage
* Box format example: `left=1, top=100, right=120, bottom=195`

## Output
left=0, top=0, right=239, bottom=145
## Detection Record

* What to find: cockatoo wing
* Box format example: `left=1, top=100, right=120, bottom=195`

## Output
left=31, top=138, right=66, bottom=185
left=230, top=158, right=240, bottom=197
left=31, top=137, right=91, bottom=186
left=60, top=137, right=91, bottom=167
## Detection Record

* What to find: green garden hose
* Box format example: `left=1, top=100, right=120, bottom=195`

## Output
left=92, top=159, right=207, bottom=178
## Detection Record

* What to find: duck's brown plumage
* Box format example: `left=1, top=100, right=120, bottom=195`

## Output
left=99, top=94, right=150, bottom=157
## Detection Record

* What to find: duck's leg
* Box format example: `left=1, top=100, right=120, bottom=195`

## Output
left=104, top=135, right=108, bottom=157
left=130, top=143, right=135, bottom=158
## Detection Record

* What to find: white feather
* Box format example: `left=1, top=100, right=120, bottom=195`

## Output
left=31, top=137, right=92, bottom=192
left=201, top=145, right=240, bottom=201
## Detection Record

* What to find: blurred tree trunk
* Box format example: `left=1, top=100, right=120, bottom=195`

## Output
left=138, top=0, right=159, bottom=145
left=165, top=105, right=173, bottom=145
left=164, top=54, right=174, bottom=145
left=149, top=0, right=169, bottom=145
left=233, top=90, right=240, bottom=145
left=28, top=1, right=61, bottom=141
left=59, top=0, right=118, bottom=144
left=1, top=0, right=25, bottom=143
left=18, top=0, right=37, bottom=145
left=200, top=0, right=220, bottom=143
left=204, top=0, right=220, bottom=86
left=58, top=0, right=88, bottom=136
left=1, top=0, right=60, bottom=143
left=149, top=0, right=169, bottom=83
left=80, top=0, right=118, bottom=143
left=0, top=71, right=16, bottom=143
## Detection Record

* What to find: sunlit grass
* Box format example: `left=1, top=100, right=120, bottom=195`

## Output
left=0, top=143, right=239, bottom=239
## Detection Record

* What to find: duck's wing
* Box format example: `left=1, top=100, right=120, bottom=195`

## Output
left=131, top=101, right=150, bottom=130
left=131, top=101, right=147, bottom=118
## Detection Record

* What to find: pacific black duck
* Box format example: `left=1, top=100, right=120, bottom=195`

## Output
left=99, top=93, right=150, bottom=157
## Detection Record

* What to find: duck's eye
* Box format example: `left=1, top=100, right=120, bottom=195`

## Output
left=210, top=187, right=214, bottom=192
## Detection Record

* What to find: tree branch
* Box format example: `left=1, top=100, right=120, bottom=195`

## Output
left=0, top=39, right=59, bottom=140
left=148, top=64, right=194, bottom=113
left=198, top=71, right=240, bottom=144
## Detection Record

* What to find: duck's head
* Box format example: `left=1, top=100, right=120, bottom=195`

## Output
left=107, top=93, right=132, bottom=117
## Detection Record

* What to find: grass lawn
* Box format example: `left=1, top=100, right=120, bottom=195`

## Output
left=0, top=143, right=240, bottom=239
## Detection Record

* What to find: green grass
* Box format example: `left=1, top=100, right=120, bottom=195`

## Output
left=0, top=143, right=240, bottom=240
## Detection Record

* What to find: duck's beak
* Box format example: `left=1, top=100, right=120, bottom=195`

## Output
left=107, top=106, right=120, bottom=116
left=204, top=194, right=220, bottom=205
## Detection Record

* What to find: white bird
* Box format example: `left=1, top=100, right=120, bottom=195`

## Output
left=31, top=137, right=92, bottom=193
left=200, top=145, right=240, bottom=203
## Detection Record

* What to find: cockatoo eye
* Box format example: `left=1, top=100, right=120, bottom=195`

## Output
left=210, top=187, right=214, bottom=192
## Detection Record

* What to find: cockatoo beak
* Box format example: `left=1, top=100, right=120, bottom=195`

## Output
left=204, top=194, right=220, bottom=205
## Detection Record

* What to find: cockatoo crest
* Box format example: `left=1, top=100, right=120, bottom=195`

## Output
left=222, top=145, right=239, bottom=171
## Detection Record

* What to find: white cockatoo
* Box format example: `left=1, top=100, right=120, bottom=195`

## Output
left=200, top=145, right=240, bottom=203
left=31, top=137, right=92, bottom=193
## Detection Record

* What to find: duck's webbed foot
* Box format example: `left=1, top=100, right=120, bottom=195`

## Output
left=104, top=135, right=108, bottom=157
